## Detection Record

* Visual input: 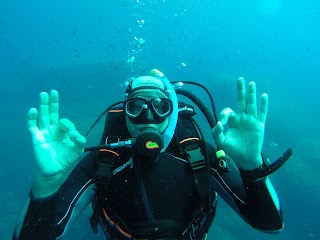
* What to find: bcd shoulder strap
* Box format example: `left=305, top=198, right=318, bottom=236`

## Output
left=174, top=106, right=213, bottom=234
left=90, top=149, right=120, bottom=234
left=183, top=140, right=210, bottom=202
left=173, top=103, right=211, bottom=204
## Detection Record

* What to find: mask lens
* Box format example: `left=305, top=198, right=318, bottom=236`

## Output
left=125, top=97, right=173, bottom=123
left=126, top=99, right=146, bottom=117
left=151, top=98, right=172, bottom=117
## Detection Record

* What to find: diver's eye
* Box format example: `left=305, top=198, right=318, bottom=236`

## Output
left=151, top=98, right=171, bottom=116
left=152, top=98, right=162, bottom=111
left=127, top=99, right=146, bottom=116
left=152, top=98, right=161, bottom=106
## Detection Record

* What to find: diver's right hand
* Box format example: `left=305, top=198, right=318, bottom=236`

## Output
left=28, top=90, right=86, bottom=198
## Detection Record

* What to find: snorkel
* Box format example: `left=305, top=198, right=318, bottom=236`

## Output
left=150, top=69, right=178, bottom=152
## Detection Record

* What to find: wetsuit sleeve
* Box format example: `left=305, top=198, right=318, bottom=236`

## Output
left=12, top=151, right=99, bottom=240
left=207, top=144, right=283, bottom=233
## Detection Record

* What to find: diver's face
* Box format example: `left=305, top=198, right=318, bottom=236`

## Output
left=125, top=89, right=170, bottom=138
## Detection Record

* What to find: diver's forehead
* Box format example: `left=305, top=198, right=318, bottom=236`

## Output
left=130, top=89, right=167, bottom=98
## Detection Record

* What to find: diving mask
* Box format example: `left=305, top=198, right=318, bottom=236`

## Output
left=124, top=97, right=173, bottom=124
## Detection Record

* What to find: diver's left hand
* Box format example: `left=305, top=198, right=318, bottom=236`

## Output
left=212, top=77, right=268, bottom=170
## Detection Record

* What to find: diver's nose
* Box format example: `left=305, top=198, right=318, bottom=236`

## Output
left=144, top=107, right=154, bottom=123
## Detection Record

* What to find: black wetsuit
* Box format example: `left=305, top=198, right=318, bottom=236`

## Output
left=12, top=138, right=283, bottom=240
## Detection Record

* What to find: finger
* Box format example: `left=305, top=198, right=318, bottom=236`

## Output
left=237, top=77, right=246, bottom=114
left=28, top=108, right=47, bottom=143
left=70, top=130, right=86, bottom=151
left=57, top=118, right=86, bottom=151
left=212, top=121, right=225, bottom=146
left=258, top=93, right=268, bottom=125
left=56, top=118, right=75, bottom=140
left=28, top=108, right=39, bottom=138
left=219, top=107, right=236, bottom=125
left=50, top=90, right=59, bottom=126
left=28, top=108, right=38, bottom=129
left=39, top=92, right=50, bottom=130
left=246, top=81, right=257, bottom=117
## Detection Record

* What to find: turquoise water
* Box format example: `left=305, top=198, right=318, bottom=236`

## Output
left=1, top=0, right=319, bottom=239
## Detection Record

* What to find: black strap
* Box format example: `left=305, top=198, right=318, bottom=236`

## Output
left=90, top=150, right=119, bottom=234
left=239, top=148, right=293, bottom=183
left=175, top=115, right=212, bottom=234
left=184, top=142, right=210, bottom=201
left=182, top=140, right=213, bottom=236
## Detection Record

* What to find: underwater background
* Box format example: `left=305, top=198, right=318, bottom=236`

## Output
left=1, top=0, right=319, bottom=239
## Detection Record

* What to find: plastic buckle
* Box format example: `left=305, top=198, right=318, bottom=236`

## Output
left=95, top=161, right=114, bottom=185
left=187, top=148, right=207, bottom=171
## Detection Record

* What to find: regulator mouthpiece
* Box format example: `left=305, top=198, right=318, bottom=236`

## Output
left=134, top=131, right=163, bottom=158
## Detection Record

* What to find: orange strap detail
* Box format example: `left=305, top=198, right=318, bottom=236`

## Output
left=99, top=149, right=120, bottom=157
left=180, top=137, right=200, bottom=144
left=109, top=109, right=123, bottom=113
left=102, top=208, right=131, bottom=238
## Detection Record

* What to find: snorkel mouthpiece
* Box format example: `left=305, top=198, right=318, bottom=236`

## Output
left=135, top=130, right=163, bottom=158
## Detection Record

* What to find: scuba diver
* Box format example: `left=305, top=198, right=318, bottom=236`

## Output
left=13, top=69, right=292, bottom=240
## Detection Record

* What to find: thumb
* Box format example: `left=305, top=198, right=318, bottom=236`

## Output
left=212, top=121, right=225, bottom=146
